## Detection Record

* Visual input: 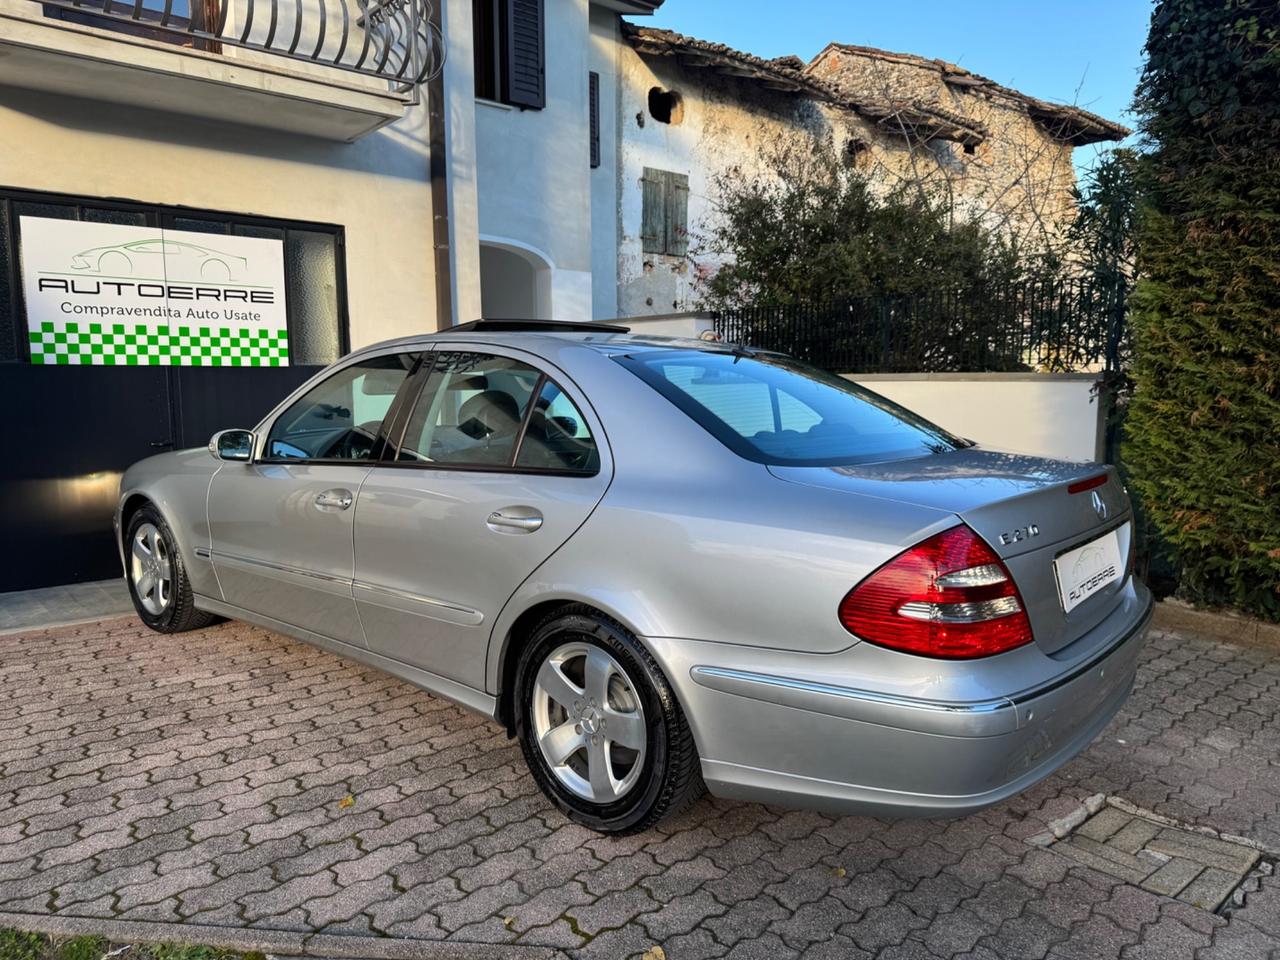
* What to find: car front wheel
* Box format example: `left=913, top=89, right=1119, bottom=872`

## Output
left=515, top=605, right=704, bottom=834
left=125, top=505, right=214, bottom=634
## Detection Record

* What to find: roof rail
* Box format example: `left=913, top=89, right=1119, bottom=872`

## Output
left=445, top=319, right=631, bottom=334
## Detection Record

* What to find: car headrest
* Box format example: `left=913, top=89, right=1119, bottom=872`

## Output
left=458, top=390, right=522, bottom=439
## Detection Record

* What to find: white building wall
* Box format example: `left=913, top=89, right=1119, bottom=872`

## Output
left=471, top=0, right=595, bottom=321
left=612, top=46, right=859, bottom=319
left=442, top=0, right=485, bottom=328
left=589, top=5, right=624, bottom=321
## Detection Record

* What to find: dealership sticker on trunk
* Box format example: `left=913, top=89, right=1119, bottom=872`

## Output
left=1054, top=524, right=1127, bottom=614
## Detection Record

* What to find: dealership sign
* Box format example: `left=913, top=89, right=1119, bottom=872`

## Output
left=21, top=217, right=290, bottom=366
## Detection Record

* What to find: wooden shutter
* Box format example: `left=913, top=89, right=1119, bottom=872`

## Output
left=589, top=72, right=601, bottom=169
left=666, top=172, right=690, bottom=257
left=503, top=0, right=545, bottom=109
left=641, top=168, right=666, bottom=254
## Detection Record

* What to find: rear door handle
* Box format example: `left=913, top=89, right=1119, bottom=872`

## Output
left=487, top=507, right=543, bottom=533
left=315, top=489, right=354, bottom=511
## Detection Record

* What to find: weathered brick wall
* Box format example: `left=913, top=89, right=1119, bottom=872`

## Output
left=808, top=47, right=1080, bottom=252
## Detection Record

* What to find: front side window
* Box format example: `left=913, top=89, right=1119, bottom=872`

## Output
left=396, top=351, right=599, bottom=473
left=618, top=349, right=964, bottom=467
left=265, top=352, right=419, bottom=461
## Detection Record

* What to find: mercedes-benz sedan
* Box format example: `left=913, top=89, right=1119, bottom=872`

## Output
left=116, top=320, right=1152, bottom=834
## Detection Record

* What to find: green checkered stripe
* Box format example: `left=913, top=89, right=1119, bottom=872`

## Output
left=28, top=321, right=290, bottom=366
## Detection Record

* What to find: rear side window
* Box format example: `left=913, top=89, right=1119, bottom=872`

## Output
left=399, top=352, right=540, bottom=466
left=396, top=351, right=600, bottom=474
left=617, top=349, right=963, bottom=466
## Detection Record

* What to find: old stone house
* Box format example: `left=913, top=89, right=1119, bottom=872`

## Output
left=613, top=25, right=1128, bottom=317
left=808, top=42, right=1129, bottom=250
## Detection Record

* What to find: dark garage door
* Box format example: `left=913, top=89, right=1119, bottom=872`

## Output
left=0, top=189, right=348, bottom=592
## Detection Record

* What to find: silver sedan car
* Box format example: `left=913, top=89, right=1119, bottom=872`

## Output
left=116, top=320, right=1152, bottom=834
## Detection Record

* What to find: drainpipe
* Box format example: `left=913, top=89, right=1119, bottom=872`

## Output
left=426, top=0, right=452, bottom=327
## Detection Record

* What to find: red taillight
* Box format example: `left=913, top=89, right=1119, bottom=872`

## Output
left=1067, top=474, right=1108, bottom=495
left=838, top=525, right=1034, bottom=659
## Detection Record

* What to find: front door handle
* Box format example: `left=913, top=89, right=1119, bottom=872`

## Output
left=315, top=489, right=354, bottom=511
left=487, top=507, right=543, bottom=533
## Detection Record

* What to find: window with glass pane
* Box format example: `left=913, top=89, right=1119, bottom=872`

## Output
left=516, top=380, right=600, bottom=474
left=285, top=230, right=342, bottom=365
left=399, top=353, right=541, bottom=467
left=266, top=353, right=418, bottom=461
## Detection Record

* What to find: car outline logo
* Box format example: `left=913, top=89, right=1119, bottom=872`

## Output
left=68, top=238, right=249, bottom=283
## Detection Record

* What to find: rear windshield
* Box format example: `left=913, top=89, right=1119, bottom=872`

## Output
left=617, top=349, right=965, bottom=466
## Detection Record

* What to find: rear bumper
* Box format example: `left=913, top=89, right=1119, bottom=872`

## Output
left=652, top=581, right=1152, bottom=818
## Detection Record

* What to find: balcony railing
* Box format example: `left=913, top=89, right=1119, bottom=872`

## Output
left=40, top=0, right=444, bottom=88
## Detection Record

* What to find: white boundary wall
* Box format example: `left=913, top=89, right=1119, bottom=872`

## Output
left=849, top=373, right=1105, bottom=464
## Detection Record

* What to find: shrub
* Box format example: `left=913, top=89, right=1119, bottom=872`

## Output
left=697, top=142, right=1038, bottom=309
left=1125, top=0, right=1280, bottom=618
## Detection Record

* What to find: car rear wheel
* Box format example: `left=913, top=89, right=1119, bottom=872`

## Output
left=125, top=505, right=214, bottom=634
left=515, top=605, right=704, bottom=834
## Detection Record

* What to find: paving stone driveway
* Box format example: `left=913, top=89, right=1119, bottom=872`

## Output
left=3, top=616, right=1280, bottom=959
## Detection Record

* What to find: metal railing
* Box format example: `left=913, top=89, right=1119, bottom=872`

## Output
left=42, top=0, right=444, bottom=88
left=714, top=277, right=1129, bottom=375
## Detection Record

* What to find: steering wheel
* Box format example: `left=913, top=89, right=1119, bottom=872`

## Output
left=325, top=421, right=380, bottom=460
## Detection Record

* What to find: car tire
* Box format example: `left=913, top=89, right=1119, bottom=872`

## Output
left=514, top=605, right=704, bottom=834
left=125, top=504, right=215, bottom=634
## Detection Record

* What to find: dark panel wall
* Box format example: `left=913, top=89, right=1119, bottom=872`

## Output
left=1, top=364, right=322, bottom=591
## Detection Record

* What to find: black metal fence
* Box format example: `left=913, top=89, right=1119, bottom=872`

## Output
left=714, top=276, right=1129, bottom=374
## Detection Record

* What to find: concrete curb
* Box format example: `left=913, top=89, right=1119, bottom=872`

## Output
left=0, top=614, right=137, bottom=637
left=0, top=913, right=565, bottom=960
left=1153, top=600, right=1280, bottom=649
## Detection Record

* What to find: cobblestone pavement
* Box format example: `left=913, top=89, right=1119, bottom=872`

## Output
left=3, top=616, right=1280, bottom=959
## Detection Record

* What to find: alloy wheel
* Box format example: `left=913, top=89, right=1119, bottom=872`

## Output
left=130, top=522, right=172, bottom=616
left=531, top=641, right=647, bottom=803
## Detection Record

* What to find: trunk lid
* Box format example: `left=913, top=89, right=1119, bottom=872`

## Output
left=770, top=447, right=1134, bottom=656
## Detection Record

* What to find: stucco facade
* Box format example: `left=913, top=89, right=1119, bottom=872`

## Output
left=443, top=0, right=661, bottom=323
left=613, top=43, right=841, bottom=317
left=0, top=91, right=437, bottom=350
left=472, top=0, right=594, bottom=321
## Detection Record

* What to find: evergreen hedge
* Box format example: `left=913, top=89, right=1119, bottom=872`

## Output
left=1126, top=0, right=1280, bottom=618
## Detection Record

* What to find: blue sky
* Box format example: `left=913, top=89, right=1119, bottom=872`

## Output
left=641, top=0, right=1151, bottom=177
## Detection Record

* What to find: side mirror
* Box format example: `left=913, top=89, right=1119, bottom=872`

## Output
left=209, top=429, right=255, bottom=462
